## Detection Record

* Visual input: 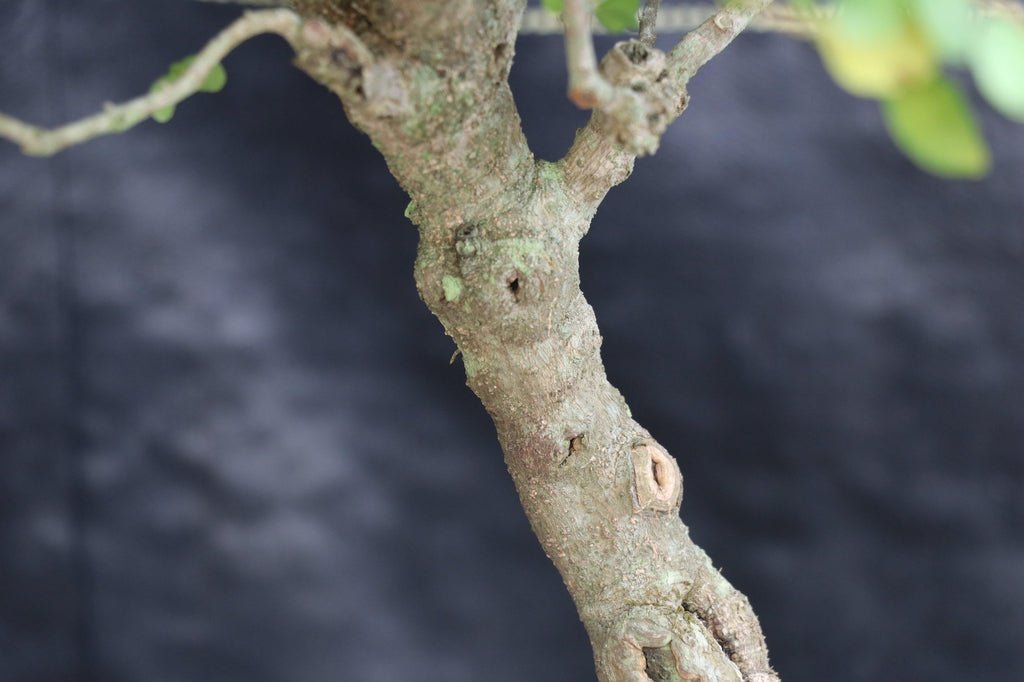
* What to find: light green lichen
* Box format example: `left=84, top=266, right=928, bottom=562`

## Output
left=537, top=160, right=563, bottom=185
left=404, top=200, right=416, bottom=219
left=462, top=353, right=480, bottom=379
left=442, top=275, right=463, bottom=302
left=508, top=238, right=545, bottom=273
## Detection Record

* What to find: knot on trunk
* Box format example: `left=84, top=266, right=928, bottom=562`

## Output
left=594, top=41, right=686, bottom=157
left=294, top=22, right=409, bottom=118
left=594, top=607, right=742, bottom=682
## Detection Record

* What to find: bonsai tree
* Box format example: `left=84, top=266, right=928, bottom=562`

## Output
left=2, top=1, right=1022, bottom=680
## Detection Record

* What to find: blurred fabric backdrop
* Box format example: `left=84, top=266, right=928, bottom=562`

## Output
left=2, top=1, right=1023, bottom=681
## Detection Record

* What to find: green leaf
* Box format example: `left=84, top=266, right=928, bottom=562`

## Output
left=541, top=0, right=564, bottom=13
left=165, top=56, right=227, bottom=94
left=882, top=76, right=990, bottom=179
left=971, top=19, right=1024, bottom=123
left=200, top=63, right=228, bottom=93
left=909, top=0, right=973, bottom=60
left=148, top=78, right=176, bottom=123
left=152, top=104, right=176, bottom=124
left=595, top=0, right=640, bottom=32
left=817, top=19, right=935, bottom=98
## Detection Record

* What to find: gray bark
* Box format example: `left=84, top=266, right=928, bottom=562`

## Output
left=290, top=2, right=778, bottom=679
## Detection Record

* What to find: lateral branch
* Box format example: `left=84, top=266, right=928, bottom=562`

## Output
left=0, top=8, right=371, bottom=156
left=558, top=0, right=773, bottom=208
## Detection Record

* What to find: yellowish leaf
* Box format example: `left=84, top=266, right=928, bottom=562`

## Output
left=818, top=20, right=935, bottom=98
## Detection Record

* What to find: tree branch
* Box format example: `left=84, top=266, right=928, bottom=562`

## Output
left=525, top=1, right=1023, bottom=36
left=667, top=0, right=774, bottom=82
left=639, top=0, right=662, bottom=46
left=0, top=8, right=372, bottom=156
left=521, top=3, right=808, bottom=36
left=559, top=0, right=773, bottom=209
left=564, top=0, right=617, bottom=108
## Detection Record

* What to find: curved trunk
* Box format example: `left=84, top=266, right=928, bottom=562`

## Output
left=289, top=2, right=779, bottom=678
left=411, top=160, right=774, bottom=682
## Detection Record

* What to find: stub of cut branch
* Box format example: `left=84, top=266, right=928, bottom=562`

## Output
left=0, top=8, right=373, bottom=156
left=631, top=440, right=682, bottom=513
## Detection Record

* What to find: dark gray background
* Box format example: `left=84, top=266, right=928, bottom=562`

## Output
left=2, top=2, right=1023, bottom=681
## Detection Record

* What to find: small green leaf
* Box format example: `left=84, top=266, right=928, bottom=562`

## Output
left=165, top=56, right=227, bottom=94
left=148, top=78, right=176, bottom=123
left=595, top=0, right=640, bottom=32
left=909, top=0, right=973, bottom=60
left=971, top=19, right=1024, bottom=123
left=200, top=63, right=227, bottom=93
left=152, top=104, right=176, bottom=123
left=541, top=0, right=564, bottom=13
left=882, top=76, right=990, bottom=179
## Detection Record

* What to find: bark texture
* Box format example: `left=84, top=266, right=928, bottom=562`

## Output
left=289, top=2, right=778, bottom=679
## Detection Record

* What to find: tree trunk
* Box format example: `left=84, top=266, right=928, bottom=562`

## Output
left=290, top=1, right=778, bottom=679
left=413, top=160, right=774, bottom=682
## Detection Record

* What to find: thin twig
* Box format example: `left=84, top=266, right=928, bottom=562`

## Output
left=524, top=0, right=1023, bottom=36
left=522, top=3, right=803, bottom=36
left=667, top=0, right=775, bottom=83
left=563, top=0, right=615, bottom=108
left=0, top=8, right=371, bottom=156
left=639, top=0, right=662, bottom=46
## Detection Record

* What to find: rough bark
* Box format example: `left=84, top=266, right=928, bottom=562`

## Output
left=289, top=2, right=779, bottom=680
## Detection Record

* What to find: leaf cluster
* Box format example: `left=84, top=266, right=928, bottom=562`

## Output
left=805, top=0, right=1024, bottom=178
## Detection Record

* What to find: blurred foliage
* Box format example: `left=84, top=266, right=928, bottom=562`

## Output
left=595, top=0, right=644, bottom=30
left=883, top=77, right=990, bottom=177
left=794, top=0, right=1023, bottom=178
